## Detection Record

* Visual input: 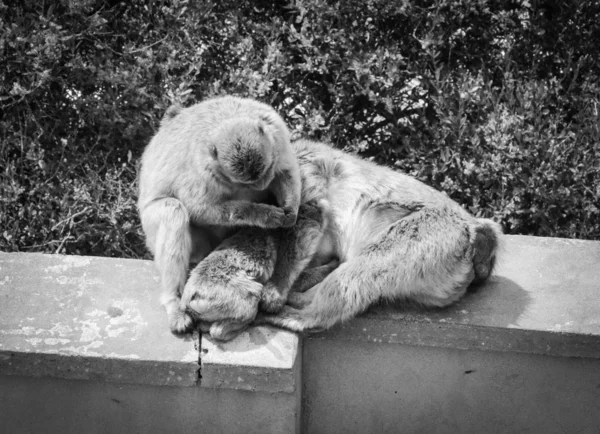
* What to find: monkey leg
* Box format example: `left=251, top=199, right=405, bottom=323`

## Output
left=259, top=200, right=329, bottom=313
left=182, top=227, right=278, bottom=341
left=141, top=198, right=194, bottom=333
left=183, top=272, right=263, bottom=342
left=260, top=205, right=501, bottom=332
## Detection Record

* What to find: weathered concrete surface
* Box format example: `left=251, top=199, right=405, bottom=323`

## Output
left=0, top=251, right=303, bottom=431
left=0, top=252, right=199, bottom=386
left=0, top=374, right=299, bottom=434
left=201, top=325, right=301, bottom=393
left=314, top=235, right=600, bottom=358
left=301, top=339, right=600, bottom=434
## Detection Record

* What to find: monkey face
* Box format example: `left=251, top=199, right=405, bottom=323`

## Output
left=209, top=118, right=278, bottom=190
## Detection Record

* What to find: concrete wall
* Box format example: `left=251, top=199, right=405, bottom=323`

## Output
left=2, top=235, right=600, bottom=433
left=0, top=374, right=298, bottom=434
left=0, top=252, right=301, bottom=433
left=302, top=339, right=600, bottom=434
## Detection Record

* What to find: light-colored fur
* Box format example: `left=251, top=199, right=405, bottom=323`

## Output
left=178, top=138, right=502, bottom=337
left=137, top=96, right=301, bottom=332
left=180, top=201, right=328, bottom=341
left=254, top=139, right=503, bottom=332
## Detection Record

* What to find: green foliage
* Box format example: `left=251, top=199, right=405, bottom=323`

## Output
left=1, top=0, right=599, bottom=258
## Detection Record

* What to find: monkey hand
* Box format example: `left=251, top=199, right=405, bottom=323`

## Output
left=246, top=203, right=289, bottom=228
left=282, top=207, right=298, bottom=228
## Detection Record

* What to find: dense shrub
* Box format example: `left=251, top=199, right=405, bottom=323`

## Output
left=1, top=0, right=599, bottom=258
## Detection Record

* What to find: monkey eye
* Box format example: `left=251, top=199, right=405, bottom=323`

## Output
left=209, top=145, right=218, bottom=159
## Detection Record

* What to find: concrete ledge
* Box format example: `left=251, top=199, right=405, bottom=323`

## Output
left=0, top=252, right=300, bottom=393
left=201, top=326, right=301, bottom=393
left=311, top=235, right=600, bottom=359
left=3, top=235, right=600, bottom=433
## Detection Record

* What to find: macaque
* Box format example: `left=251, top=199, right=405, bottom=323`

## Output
left=255, top=139, right=503, bottom=332
left=137, top=96, right=301, bottom=332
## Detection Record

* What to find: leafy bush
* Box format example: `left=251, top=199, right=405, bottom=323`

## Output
left=1, top=0, right=599, bottom=258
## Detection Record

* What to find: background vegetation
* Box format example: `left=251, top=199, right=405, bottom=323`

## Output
left=1, top=0, right=599, bottom=258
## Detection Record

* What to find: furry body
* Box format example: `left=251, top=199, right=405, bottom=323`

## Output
left=179, top=138, right=502, bottom=335
left=181, top=202, right=329, bottom=341
left=138, top=96, right=301, bottom=332
left=255, top=139, right=503, bottom=332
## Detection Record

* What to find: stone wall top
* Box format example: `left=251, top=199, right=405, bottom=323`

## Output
left=1, top=234, right=599, bottom=390
left=313, top=235, right=600, bottom=359
left=0, top=252, right=300, bottom=391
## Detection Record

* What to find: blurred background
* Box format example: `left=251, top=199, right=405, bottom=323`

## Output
left=1, top=0, right=599, bottom=258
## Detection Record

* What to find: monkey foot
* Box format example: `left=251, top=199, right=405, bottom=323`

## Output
left=169, top=309, right=194, bottom=334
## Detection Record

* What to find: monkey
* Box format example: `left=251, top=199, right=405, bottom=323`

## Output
left=247, top=139, right=503, bottom=333
left=180, top=201, right=329, bottom=341
left=254, top=139, right=503, bottom=331
left=137, top=96, right=302, bottom=333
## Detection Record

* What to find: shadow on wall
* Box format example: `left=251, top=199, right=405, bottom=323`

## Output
left=198, top=275, right=532, bottom=352
left=365, top=276, right=532, bottom=329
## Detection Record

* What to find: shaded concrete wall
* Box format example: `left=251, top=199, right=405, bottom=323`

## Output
left=302, top=339, right=600, bottom=434
left=0, top=374, right=298, bottom=434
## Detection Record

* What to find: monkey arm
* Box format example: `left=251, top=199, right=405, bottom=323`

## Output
left=139, top=197, right=194, bottom=333
left=259, top=202, right=327, bottom=313
left=189, top=200, right=288, bottom=229
left=270, top=169, right=302, bottom=228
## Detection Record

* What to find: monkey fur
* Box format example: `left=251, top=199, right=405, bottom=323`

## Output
left=137, top=96, right=302, bottom=333
left=180, top=139, right=503, bottom=336
left=181, top=201, right=329, bottom=341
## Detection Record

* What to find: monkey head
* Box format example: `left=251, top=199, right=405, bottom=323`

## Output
left=208, top=116, right=281, bottom=190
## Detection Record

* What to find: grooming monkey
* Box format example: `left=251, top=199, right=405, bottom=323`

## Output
left=137, top=96, right=301, bottom=332
left=180, top=139, right=502, bottom=335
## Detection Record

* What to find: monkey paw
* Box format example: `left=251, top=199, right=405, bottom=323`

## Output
left=259, top=283, right=287, bottom=313
left=169, top=308, right=194, bottom=334
left=256, top=205, right=288, bottom=228
left=282, top=207, right=298, bottom=228
left=209, top=320, right=250, bottom=342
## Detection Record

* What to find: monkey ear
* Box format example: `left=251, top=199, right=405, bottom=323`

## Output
left=258, top=112, right=290, bottom=146
left=209, top=144, right=218, bottom=159
left=259, top=113, right=274, bottom=126
left=257, top=122, right=266, bottom=136
left=258, top=114, right=278, bottom=141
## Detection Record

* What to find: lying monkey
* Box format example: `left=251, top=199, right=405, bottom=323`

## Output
left=182, top=139, right=502, bottom=337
